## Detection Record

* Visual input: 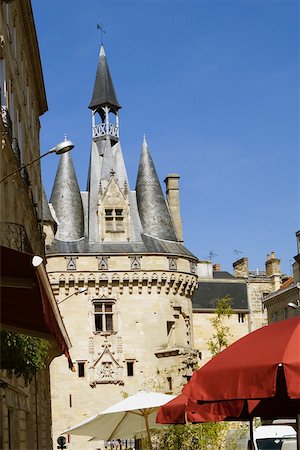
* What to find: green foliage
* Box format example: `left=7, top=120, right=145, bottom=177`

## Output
left=207, top=295, right=233, bottom=357
left=0, top=330, right=51, bottom=382
left=152, top=422, right=229, bottom=449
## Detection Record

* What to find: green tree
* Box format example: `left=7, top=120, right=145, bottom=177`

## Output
left=207, top=295, right=233, bottom=357
left=0, top=330, right=51, bottom=382
left=152, top=422, right=228, bottom=450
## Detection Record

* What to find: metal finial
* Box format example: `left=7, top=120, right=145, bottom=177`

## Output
left=97, top=22, right=106, bottom=45
left=64, top=133, right=68, bottom=141
left=143, top=134, right=147, bottom=145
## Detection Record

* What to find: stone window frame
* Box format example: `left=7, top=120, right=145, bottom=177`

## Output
left=104, top=208, right=124, bottom=232
left=92, top=298, right=116, bottom=335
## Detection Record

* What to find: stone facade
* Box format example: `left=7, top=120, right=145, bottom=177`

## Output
left=263, top=231, right=300, bottom=323
left=49, top=253, right=198, bottom=449
left=0, top=2, right=70, bottom=449
left=192, top=256, right=286, bottom=365
left=0, top=368, right=52, bottom=450
left=0, top=0, right=47, bottom=256
left=232, top=254, right=283, bottom=331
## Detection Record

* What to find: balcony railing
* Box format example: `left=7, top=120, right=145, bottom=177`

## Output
left=0, top=222, right=32, bottom=253
left=92, top=123, right=119, bottom=140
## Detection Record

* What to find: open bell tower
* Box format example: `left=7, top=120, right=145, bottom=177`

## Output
left=88, top=45, right=121, bottom=143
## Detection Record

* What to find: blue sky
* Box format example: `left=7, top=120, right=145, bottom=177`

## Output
left=32, top=0, right=299, bottom=275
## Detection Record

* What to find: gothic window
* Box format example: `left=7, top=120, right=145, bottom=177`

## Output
left=105, top=208, right=124, bottom=232
left=94, top=300, right=115, bottom=333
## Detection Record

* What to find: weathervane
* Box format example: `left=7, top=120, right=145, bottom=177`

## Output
left=97, top=22, right=106, bottom=45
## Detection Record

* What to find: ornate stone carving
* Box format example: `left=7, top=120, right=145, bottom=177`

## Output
left=65, top=256, right=77, bottom=271
left=90, top=344, right=123, bottom=385
left=97, top=256, right=109, bottom=270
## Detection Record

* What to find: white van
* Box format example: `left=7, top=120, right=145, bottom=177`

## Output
left=249, top=425, right=296, bottom=450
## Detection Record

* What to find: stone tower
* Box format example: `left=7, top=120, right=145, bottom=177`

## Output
left=45, top=45, right=199, bottom=450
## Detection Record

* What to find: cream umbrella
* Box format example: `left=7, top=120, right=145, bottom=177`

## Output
left=63, top=390, right=175, bottom=450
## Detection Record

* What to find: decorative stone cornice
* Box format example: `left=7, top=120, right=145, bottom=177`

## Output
left=50, top=270, right=198, bottom=298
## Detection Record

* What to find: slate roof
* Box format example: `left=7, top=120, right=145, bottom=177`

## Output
left=88, top=45, right=121, bottom=112
left=50, top=152, right=84, bottom=241
left=47, top=232, right=197, bottom=259
left=46, top=46, right=197, bottom=261
left=136, top=138, right=178, bottom=242
left=192, top=281, right=248, bottom=311
left=213, top=271, right=235, bottom=279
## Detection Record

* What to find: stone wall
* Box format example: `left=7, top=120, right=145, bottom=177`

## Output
left=48, top=253, right=198, bottom=449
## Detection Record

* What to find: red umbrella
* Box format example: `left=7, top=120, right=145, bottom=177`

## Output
left=184, top=317, right=300, bottom=404
left=157, top=393, right=246, bottom=424
left=157, top=369, right=300, bottom=424
left=157, top=317, right=300, bottom=448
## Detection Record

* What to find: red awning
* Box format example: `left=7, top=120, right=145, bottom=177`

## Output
left=0, top=246, right=73, bottom=368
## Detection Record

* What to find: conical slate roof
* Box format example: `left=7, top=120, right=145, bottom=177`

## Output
left=50, top=152, right=84, bottom=241
left=136, top=137, right=177, bottom=242
left=88, top=45, right=121, bottom=112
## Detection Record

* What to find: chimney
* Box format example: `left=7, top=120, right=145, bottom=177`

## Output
left=265, top=252, right=281, bottom=290
left=233, top=257, right=248, bottom=278
left=265, top=252, right=281, bottom=276
left=164, top=174, right=183, bottom=242
left=213, top=263, right=221, bottom=272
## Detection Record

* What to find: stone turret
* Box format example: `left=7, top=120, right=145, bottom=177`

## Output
left=136, top=137, right=178, bottom=242
left=50, top=152, right=84, bottom=241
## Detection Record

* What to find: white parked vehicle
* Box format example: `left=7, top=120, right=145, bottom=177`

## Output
left=249, top=425, right=296, bottom=450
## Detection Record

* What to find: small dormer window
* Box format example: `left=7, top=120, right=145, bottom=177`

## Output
left=105, top=208, right=124, bottom=232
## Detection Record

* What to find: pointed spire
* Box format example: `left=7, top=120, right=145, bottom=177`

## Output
left=50, top=152, right=84, bottom=241
left=88, top=45, right=121, bottom=112
left=136, top=138, right=178, bottom=241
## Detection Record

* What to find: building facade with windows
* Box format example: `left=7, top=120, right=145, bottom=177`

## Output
left=263, top=231, right=300, bottom=323
left=0, top=2, right=71, bottom=449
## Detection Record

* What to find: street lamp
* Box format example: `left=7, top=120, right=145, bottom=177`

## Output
left=288, top=302, right=300, bottom=309
left=0, top=138, right=74, bottom=183
left=57, top=288, right=88, bottom=305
